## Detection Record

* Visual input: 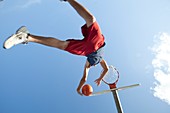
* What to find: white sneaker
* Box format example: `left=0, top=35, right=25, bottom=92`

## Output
left=3, top=26, right=29, bottom=49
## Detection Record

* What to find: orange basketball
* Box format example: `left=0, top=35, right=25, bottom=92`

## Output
left=82, top=84, right=93, bottom=96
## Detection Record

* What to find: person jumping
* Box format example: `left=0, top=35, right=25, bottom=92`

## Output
left=3, top=0, right=109, bottom=95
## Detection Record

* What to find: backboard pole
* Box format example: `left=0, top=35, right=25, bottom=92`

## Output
left=112, top=90, right=124, bottom=113
left=110, top=83, right=124, bottom=113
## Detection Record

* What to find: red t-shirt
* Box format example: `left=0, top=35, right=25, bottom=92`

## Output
left=64, top=21, right=105, bottom=56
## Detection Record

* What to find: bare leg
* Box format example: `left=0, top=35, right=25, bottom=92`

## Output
left=67, top=0, right=96, bottom=27
left=28, top=34, right=69, bottom=50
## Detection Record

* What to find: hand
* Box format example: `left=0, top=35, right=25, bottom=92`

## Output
left=94, top=78, right=102, bottom=86
left=77, top=88, right=83, bottom=96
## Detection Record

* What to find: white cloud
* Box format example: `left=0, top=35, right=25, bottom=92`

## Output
left=151, top=32, right=170, bottom=105
left=20, top=0, right=41, bottom=8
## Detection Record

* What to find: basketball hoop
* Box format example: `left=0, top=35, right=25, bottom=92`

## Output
left=90, top=65, right=140, bottom=113
left=102, top=65, right=123, bottom=113
left=102, top=65, right=119, bottom=88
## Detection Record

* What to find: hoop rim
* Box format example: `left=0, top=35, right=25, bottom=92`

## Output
left=102, top=66, right=120, bottom=88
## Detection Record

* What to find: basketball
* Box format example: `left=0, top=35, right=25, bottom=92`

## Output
left=82, top=84, right=93, bottom=96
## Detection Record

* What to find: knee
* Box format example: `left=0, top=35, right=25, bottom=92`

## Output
left=87, top=15, right=96, bottom=23
left=86, top=15, right=96, bottom=27
left=58, top=41, right=69, bottom=50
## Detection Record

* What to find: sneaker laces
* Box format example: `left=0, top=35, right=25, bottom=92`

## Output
left=16, top=32, right=29, bottom=44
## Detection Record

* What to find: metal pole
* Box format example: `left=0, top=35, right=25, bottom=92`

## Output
left=109, top=83, right=124, bottom=113
left=111, top=90, right=124, bottom=113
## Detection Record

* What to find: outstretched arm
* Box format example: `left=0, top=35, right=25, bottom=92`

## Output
left=77, top=60, right=91, bottom=95
left=94, top=59, right=109, bottom=86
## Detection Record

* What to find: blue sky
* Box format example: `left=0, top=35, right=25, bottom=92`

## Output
left=0, top=0, right=170, bottom=113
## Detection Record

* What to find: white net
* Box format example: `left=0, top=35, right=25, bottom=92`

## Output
left=102, top=65, right=119, bottom=84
